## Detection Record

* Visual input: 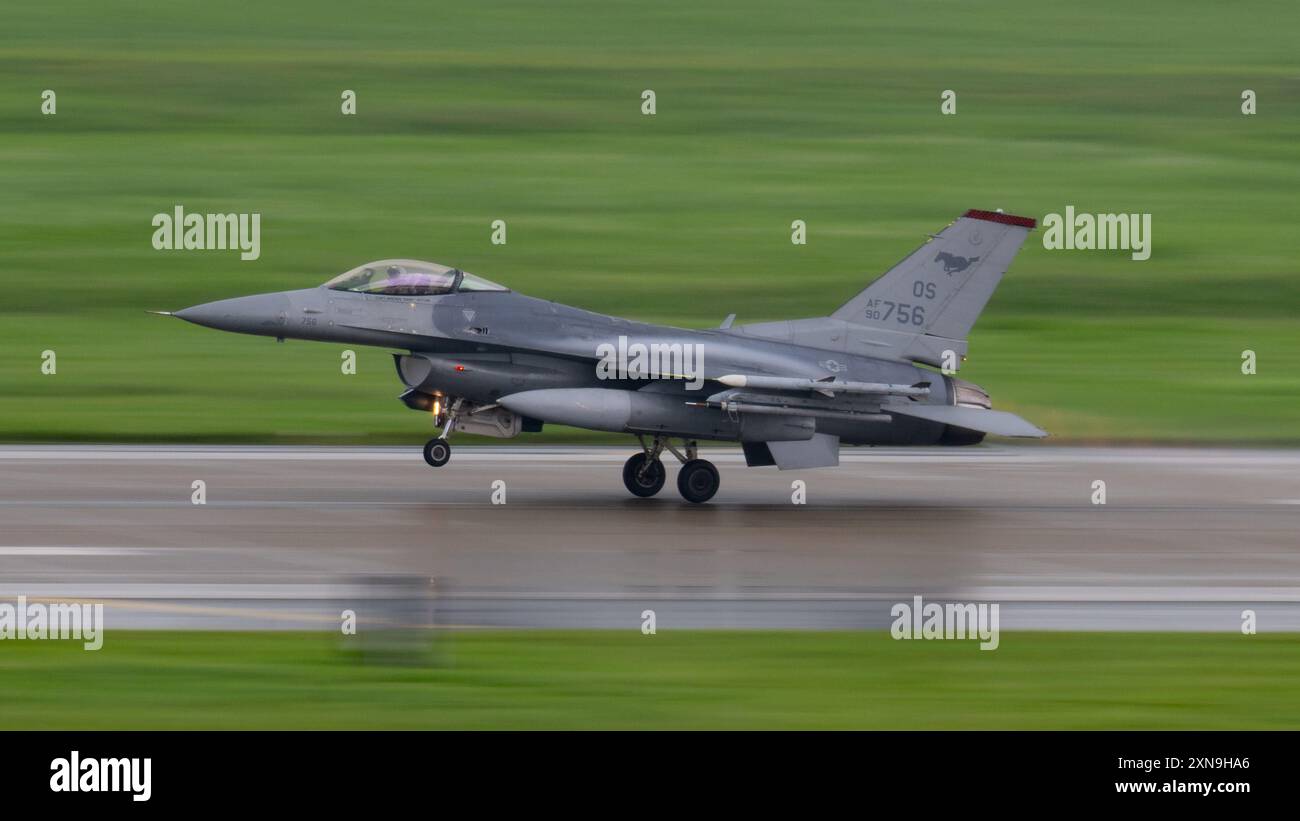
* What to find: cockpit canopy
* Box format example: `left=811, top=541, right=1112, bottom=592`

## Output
left=324, top=260, right=508, bottom=296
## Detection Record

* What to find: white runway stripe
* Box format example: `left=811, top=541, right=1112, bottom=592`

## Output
left=0, top=546, right=158, bottom=556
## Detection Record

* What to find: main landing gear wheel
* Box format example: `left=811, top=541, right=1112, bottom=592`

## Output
left=622, top=452, right=667, bottom=497
left=676, top=458, right=720, bottom=504
left=423, top=438, right=451, bottom=467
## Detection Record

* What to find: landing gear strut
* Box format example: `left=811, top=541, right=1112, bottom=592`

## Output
left=621, top=436, right=719, bottom=503
left=423, top=398, right=463, bottom=468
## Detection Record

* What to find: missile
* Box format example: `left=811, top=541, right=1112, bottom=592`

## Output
left=712, top=401, right=892, bottom=423
left=716, top=374, right=930, bottom=397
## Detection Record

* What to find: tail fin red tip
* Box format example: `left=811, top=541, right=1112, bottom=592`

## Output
left=963, top=209, right=1036, bottom=229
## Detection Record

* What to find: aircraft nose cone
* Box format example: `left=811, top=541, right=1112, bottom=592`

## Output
left=174, top=293, right=291, bottom=335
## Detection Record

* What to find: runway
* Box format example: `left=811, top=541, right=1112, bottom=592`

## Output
left=1, top=445, right=1298, bottom=631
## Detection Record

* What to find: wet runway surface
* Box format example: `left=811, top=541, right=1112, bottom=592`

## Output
left=1, top=445, right=1297, bottom=630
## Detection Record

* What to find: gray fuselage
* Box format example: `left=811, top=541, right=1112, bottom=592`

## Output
left=174, top=283, right=958, bottom=446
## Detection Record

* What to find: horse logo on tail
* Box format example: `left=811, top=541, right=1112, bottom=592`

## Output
left=934, top=251, right=980, bottom=275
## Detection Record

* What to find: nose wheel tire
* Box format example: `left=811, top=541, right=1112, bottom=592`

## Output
left=423, top=438, right=451, bottom=467
left=622, top=452, right=667, bottom=497
left=676, top=458, right=720, bottom=504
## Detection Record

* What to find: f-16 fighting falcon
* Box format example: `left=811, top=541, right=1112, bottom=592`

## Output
left=162, top=209, right=1046, bottom=503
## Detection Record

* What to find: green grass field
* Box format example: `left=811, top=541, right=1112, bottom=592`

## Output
left=2, top=630, right=1298, bottom=729
left=2, top=1, right=1298, bottom=443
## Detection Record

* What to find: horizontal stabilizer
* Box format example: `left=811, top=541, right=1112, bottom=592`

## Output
left=885, top=403, right=1047, bottom=438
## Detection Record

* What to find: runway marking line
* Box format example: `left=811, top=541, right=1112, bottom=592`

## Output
left=0, top=547, right=157, bottom=556
left=23, top=597, right=489, bottom=629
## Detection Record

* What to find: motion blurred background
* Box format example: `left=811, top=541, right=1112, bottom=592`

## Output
left=2, top=1, right=1299, bottom=731
left=2, top=0, right=1297, bottom=444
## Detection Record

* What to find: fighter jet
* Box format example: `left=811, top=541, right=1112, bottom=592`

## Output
left=167, top=209, right=1046, bottom=503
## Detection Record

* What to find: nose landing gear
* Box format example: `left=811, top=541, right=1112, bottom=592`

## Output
left=621, top=435, right=719, bottom=503
left=422, top=397, right=463, bottom=468
left=423, top=438, right=451, bottom=467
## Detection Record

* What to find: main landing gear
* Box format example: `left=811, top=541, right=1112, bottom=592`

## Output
left=621, top=435, right=720, bottom=504
left=422, top=398, right=463, bottom=468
